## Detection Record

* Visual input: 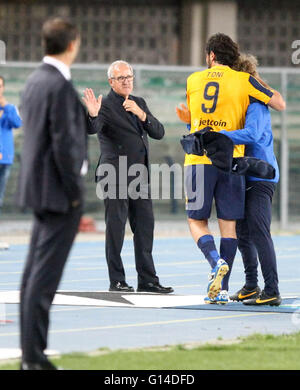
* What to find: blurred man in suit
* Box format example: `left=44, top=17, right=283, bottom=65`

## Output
left=18, top=17, right=88, bottom=370
left=83, top=60, right=173, bottom=294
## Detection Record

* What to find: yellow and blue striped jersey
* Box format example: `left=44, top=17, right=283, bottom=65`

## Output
left=185, top=65, right=273, bottom=166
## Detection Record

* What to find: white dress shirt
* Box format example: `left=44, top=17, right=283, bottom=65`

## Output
left=43, top=56, right=71, bottom=80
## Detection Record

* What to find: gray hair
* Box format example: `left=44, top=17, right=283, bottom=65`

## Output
left=107, top=60, right=133, bottom=79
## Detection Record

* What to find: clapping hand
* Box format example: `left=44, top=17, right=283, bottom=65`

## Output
left=176, top=103, right=191, bottom=124
left=82, top=88, right=102, bottom=117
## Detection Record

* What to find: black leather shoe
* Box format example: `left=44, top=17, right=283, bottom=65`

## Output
left=20, top=360, right=57, bottom=370
left=137, top=282, right=174, bottom=294
left=109, top=281, right=134, bottom=292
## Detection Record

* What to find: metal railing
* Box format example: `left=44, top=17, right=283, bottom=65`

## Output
left=0, top=62, right=299, bottom=227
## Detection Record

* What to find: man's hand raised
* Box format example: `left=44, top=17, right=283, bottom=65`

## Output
left=82, top=88, right=102, bottom=117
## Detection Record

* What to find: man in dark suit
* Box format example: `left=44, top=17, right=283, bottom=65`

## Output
left=83, top=60, right=173, bottom=294
left=18, top=17, right=88, bottom=370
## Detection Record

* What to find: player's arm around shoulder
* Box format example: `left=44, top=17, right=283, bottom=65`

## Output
left=248, top=73, right=286, bottom=112
left=257, top=76, right=286, bottom=111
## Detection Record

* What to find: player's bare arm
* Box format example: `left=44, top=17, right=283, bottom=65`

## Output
left=256, top=76, right=286, bottom=111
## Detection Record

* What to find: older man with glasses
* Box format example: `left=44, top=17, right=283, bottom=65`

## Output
left=83, top=60, right=173, bottom=294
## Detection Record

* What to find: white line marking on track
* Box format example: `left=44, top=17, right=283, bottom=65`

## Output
left=1, top=306, right=107, bottom=318
left=0, top=312, right=281, bottom=338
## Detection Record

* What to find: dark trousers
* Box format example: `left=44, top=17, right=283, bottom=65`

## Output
left=20, top=207, right=82, bottom=363
left=236, top=181, right=279, bottom=296
left=104, top=194, right=159, bottom=286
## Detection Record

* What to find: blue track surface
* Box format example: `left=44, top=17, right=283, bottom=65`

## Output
left=0, top=235, right=300, bottom=354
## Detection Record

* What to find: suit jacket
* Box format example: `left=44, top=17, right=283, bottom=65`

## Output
left=17, top=63, right=87, bottom=214
left=181, top=126, right=234, bottom=172
left=87, top=88, right=164, bottom=183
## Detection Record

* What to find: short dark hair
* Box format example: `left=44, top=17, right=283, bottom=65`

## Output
left=42, top=17, right=79, bottom=55
left=206, top=33, right=240, bottom=67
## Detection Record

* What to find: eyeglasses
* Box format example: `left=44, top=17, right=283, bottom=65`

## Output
left=111, top=75, right=134, bottom=82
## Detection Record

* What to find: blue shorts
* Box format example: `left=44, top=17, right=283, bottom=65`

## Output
left=185, top=164, right=245, bottom=220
